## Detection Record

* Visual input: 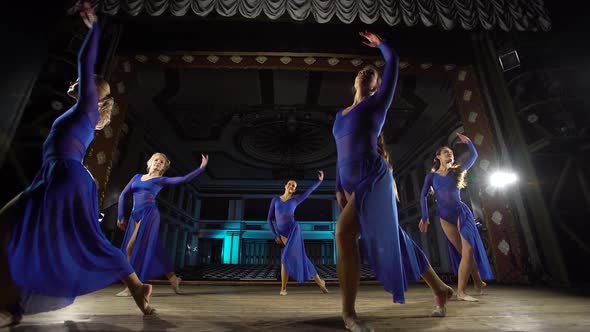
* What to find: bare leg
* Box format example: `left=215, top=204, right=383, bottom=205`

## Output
left=117, top=221, right=141, bottom=297
left=312, top=274, right=329, bottom=294
left=439, top=219, right=477, bottom=300
left=280, top=264, right=288, bottom=295
left=420, top=267, right=454, bottom=317
left=471, top=268, right=487, bottom=295
left=166, top=272, right=182, bottom=294
left=279, top=235, right=288, bottom=295
left=457, top=229, right=477, bottom=301
left=126, top=220, right=142, bottom=261
left=464, top=217, right=488, bottom=290
left=121, top=273, right=155, bottom=315
left=0, top=194, right=23, bottom=327
left=336, top=193, right=372, bottom=331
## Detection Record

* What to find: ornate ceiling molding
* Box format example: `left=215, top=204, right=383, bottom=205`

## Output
left=127, top=51, right=459, bottom=75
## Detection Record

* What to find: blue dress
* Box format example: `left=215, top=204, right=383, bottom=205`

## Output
left=333, top=41, right=429, bottom=304
left=420, top=141, right=494, bottom=280
left=266, top=180, right=322, bottom=282
left=118, top=168, right=204, bottom=282
left=4, top=23, right=135, bottom=314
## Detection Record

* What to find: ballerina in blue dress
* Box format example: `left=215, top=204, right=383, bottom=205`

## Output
left=333, top=31, right=454, bottom=331
left=115, top=153, right=207, bottom=296
left=419, top=133, right=494, bottom=302
left=0, top=3, right=154, bottom=328
left=267, top=171, right=329, bottom=295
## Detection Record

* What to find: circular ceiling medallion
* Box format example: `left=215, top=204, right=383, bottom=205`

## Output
left=237, top=118, right=335, bottom=166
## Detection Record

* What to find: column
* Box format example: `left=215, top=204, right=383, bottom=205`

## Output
left=222, top=231, right=242, bottom=264
left=170, top=226, right=179, bottom=267
left=194, top=198, right=202, bottom=219
left=160, top=222, right=169, bottom=248
left=177, top=186, right=185, bottom=210
left=188, top=233, right=199, bottom=266
left=235, top=199, right=244, bottom=220
left=179, top=230, right=188, bottom=268
left=227, top=199, right=244, bottom=221
left=470, top=32, right=565, bottom=284
left=331, top=200, right=340, bottom=221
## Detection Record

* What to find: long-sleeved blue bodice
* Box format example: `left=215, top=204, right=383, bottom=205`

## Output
left=420, top=140, right=478, bottom=223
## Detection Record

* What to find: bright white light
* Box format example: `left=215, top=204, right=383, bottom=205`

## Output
left=489, top=171, right=518, bottom=188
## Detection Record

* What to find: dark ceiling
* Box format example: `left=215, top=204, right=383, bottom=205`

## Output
left=122, top=62, right=455, bottom=182
left=5, top=0, right=589, bottom=199
left=111, top=15, right=475, bottom=64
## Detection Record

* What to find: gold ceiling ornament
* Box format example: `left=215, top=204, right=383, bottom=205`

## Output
left=230, top=55, right=243, bottom=64
left=207, top=55, right=220, bottom=63
left=182, top=55, right=195, bottom=63
left=304, top=57, right=316, bottom=65
left=255, top=56, right=268, bottom=64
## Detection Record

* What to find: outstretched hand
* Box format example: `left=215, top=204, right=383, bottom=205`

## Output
left=359, top=31, right=383, bottom=48
left=199, top=154, right=209, bottom=169
left=318, top=170, right=324, bottom=181
left=80, top=0, right=97, bottom=29
left=456, top=132, right=471, bottom=144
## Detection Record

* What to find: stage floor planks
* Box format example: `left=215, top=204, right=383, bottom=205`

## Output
left=4, top=284, right=590, bottom=331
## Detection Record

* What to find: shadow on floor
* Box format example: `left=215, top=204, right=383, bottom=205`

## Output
left=9, top=314, right=176, bottom=332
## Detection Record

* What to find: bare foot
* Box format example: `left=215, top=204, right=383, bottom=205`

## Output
left=171, top=277, right=182, bottom=294
left=279, top=289, right=287, bottom=296
left=474, top=281, right=487, bottom=296
left=343, top=313, right=374, bottom=332
left=319, top=279, right=329, bottom=294
left=457, top=293, right=479, bottom=302
left=132, top=284, right=156, bottom=315
left=0, top=310, right=22, bottom=328
left=116, top=287, right=131, bottom=297
left=431, top=305, right=447, bottom=317
left=432, top=286, right=454, bottom=317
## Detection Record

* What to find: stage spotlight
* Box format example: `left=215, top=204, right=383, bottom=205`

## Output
left=499, top=50, right=520, bottom=72
left=489, top=171, right=518, bottom=188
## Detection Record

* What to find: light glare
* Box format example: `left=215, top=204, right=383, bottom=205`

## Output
left=489, top=171, right=517, bottom=188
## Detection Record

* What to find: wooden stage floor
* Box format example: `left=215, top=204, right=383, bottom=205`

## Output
left=4, top=284, right=590, bottom=331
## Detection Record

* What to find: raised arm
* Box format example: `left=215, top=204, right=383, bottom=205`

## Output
left=159, top=167, right=205, bottom=186
left=373, top=40, right=399, bottom=110
left=76, top=22, right=100, bottom=123
left=266, top=197, right=279, bottom=238
left=462, top=139, right=478, bottom=171
left=159, top=154, right=208, bottom=186
left=295, top=179, right=323, bottom=204
left=117, top=175, right=136, bottom=221
left=420, top=173, right=434, bottom=222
